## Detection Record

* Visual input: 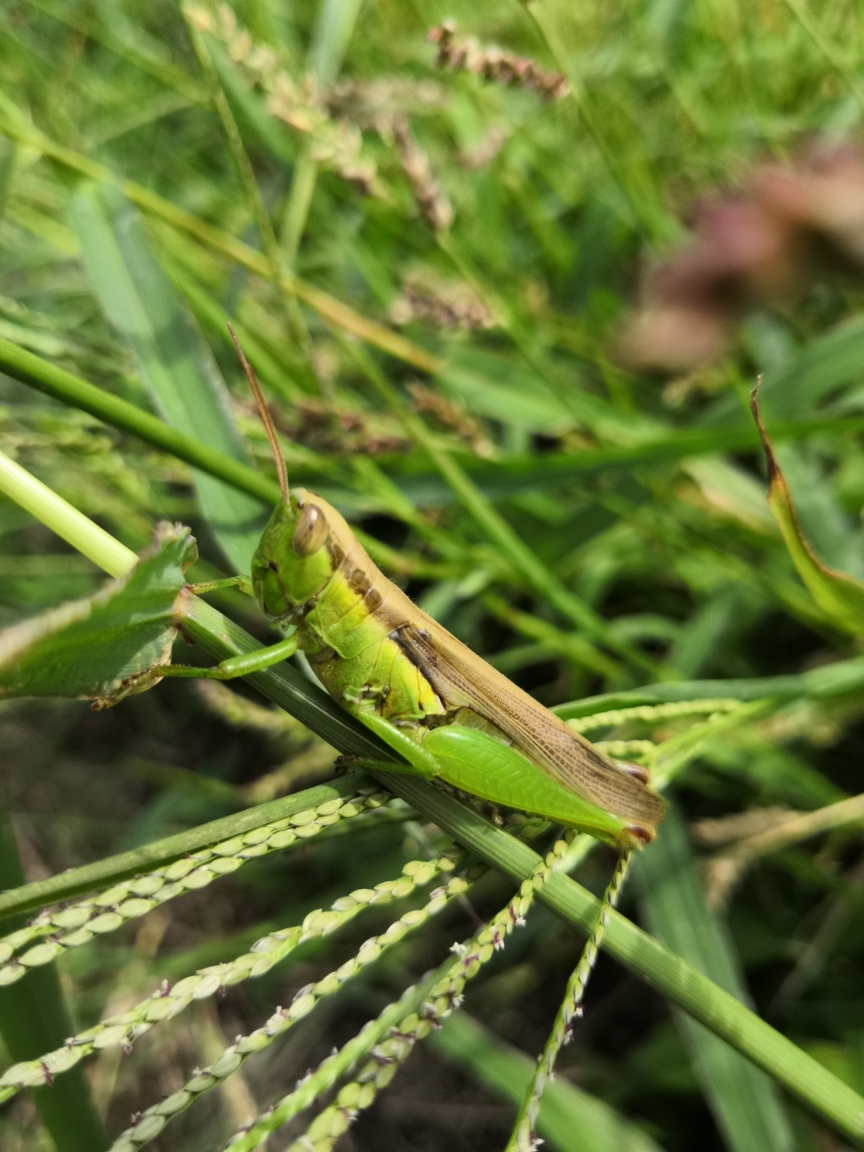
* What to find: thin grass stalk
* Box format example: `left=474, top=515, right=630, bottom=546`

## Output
left=0, top=774, right=370, bottom=922
left=279, top=0, right=363, bottom=262
left=0, top=338, right=282, bottom=505
left=224, top=840, right=571, bottom=1152
left=505, top=851, right=631, bottom=1152
left=0, top=447, right=137, bottom=577
left=0, top=787, right=391, bottom=979
left=569, top=699, right=745, bottom=731
left=551, top=653, right=864, bottom=714
left=108, top=856, right=471, bottom=1151
left=373, top=770, right=864, bottom=1142
left=0, top=851, right=463, bottom=1106
left=7, top=323, right=864, bottom=538
left=184, top=16, right=311, bottom=351
left=223, top=957, right=460, bottom=1151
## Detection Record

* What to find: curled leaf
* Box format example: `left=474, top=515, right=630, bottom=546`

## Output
left=0, top=524, right=197, bottom=706
left=752, top=394, right=864, bottom=635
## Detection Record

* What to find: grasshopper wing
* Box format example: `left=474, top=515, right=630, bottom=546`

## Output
left=391, top=619, right=665, bottom=834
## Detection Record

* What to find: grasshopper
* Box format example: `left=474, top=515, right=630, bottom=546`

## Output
left=166, top=333, right=664, bottom=852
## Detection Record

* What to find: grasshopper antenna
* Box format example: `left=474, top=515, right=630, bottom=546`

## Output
left=227, top=323, right=289, bottom=505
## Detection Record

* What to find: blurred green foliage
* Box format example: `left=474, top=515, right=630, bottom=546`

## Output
left=3, top=0, right=864, bottom=1148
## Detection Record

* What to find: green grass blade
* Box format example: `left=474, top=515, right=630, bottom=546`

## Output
left=186, top=19, right=309, bottom=350
left=636, top=807, right=795, bottom=1152
left=0, top=811, right=108, bottom=1151
left=463, top=415, right=864, bottom=495
left=280, top=0, right=363, bottom=261
left=0, top=336, right=281, bottom=505
left=553, top=654, right=864, bottom=716
left=430, top=1010, right=663, bottom=1152
left=68, top=183, right=268, bottom=572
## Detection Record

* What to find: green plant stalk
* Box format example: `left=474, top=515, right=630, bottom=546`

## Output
left=279, top=0, right=363, bottom=263
left=0, top=790, right=392, bottom=985
left=649, top=700, right=776, bottom=786
left=0, top=448, right=137, bottom=578
left=637, top=807, right=795, bottom=1152
left=0, top=337, right=282, bottom=506
left=0, top=845, right=456, bottom=1115
left=0, top=774, right=369, bottom=923
left=0, top=89, right=440, bottom=373
left=5, top=457, right=864, bottom=1140
left=107, top=856, right=460, bottom=1150
left=430, top=1011, right=662, bottom=1152
left=467, top=415, right=864, bottom=492
left=506, top=851, right=632, bottom=1151
left=570, top=699, right=743, bottom=731
left=280, top=146, right=318, bottom=264
left=554, top=654, right=864, bottom=717
left=229, top=843, right=566, bottom=1152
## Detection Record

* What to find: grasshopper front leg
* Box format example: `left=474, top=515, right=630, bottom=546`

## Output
left=159, top=634, right=299, bottom=681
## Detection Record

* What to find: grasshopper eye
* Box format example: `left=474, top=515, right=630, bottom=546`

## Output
left=292, top=505, right=329, bottom=556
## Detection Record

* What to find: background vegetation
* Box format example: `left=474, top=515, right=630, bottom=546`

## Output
left=3, top=0, right=864, bottom=1149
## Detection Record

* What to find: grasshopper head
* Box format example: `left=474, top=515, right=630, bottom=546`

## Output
left=251, top=490, right=334, bottom=622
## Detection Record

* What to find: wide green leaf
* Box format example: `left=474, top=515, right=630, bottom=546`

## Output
left=0, top=523, right=194, bottom=703
left=754, top=397, right=864, bottom=635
